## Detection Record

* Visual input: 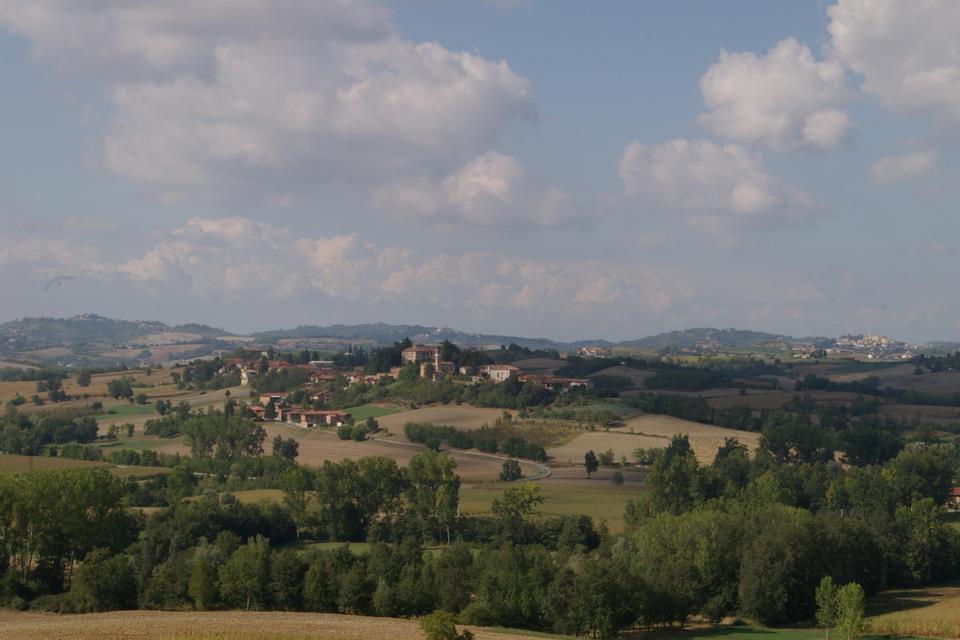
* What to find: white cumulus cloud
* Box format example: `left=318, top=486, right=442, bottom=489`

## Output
left=828, top=0, right=960, bottom=130
left=1, top=1, right=534, bottom=206
left=618, top=139, right=816, bottom=237
left=699, top=38, right=851, bottom=151
left=374, top=151, right=584, bottom=227
left=869, top=150, right=938, bottom=184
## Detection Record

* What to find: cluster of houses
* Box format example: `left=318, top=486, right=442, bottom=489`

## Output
left=575, top=346, right=613, bottom=358
left=397, top=344, right=593, bottom=391
left=249, top=392, right=351, bottom=428
left=222, top=345, right=593, bottom=426
left=219, top=355, right=319, bottom=387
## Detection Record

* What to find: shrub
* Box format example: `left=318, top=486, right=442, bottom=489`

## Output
left=500, top=459, right=523, bottom=482
left=420, top=610, right=474, bottom=640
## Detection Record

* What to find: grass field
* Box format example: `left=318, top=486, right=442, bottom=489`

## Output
left=95, top=386, right=244, bottom=435
left=111, top=465, right=173, bottom=479
left=96, top=403, right=158, bottom=418
left=344, top=403, right=406, bottom=421
left=218, top=488, right=285, bottom=504
left=100, top=436, right=188, bottom=454
left=0, top=611, right=559, bottom=640
left=460, top=479, right=644, bottom=533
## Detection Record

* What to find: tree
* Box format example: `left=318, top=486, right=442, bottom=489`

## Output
left=491, top=483, right=543, bottom=544
left=135, top=393, right=148, bottom=405
left=816, top=576, right=838, bottom=640
left=70, top=548, right=137, bottom=612
left=106, top=378, right=134, bottom=401
left=76, top=370, right=92, bottom=387
left=282, top=467, right=314, bottom=539
left=584, top=450, right=599, bottom=478
left=646, top=435, right=700, bottom=514
left=188, top=541, right=224, bottom=611
left=500, top=459, right=523, bottom=482
left=272, top=435, right=299, bottom=460
left=155, top=399, right=171, bottom=416
left=834, top=583, right=865, bottom=640
left=218, top=536, right=271, bottom=611
left=406, top=450, right=460, bottom=543
left=420, top=610, right=474, bottom=640
left=270, top=549, right=306, bottom=611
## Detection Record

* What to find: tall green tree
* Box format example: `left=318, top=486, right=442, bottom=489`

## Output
left=584, top=450, right=599, bottom=478
left=282, top=467, right=314, bottom=539
left=834, top=583, right=865, bottom=640
left=406, top=450, right=460, bottom=543
left=218, top=536, right=271, bottom=610
left=815, top=576, right=838, bottom=640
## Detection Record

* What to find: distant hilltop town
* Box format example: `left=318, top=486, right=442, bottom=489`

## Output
left=791, top=334, right=918, bottom=360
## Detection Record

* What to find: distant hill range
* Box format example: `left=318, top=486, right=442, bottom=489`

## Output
left=0, top=314, right=937, bottom=365
left=0, top=314, right=228, bottom=350
left=620, top=327, right=828, bottom=350
left=252, top=324, right=611, bottom=351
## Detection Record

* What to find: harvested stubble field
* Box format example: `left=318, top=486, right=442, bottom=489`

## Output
left=0, top=453, right=107, bottom=474
left=0, top=360, right=35, bottom=370
left=826, top=362, right=960, bottom=396
left=510, top=358, right=566, bottom=374
left=866, top=583, right=960, bottom=639
left=262, top=423, right=532, bottom=482
left=588, top=365, right=655, bottom=387
left=0, top=610, right=559, bottom=640
left=547, top=415, right=760, bottom=465
left=879, top=403, right=960, bottom=423
left=376, top=406, right=512, bottom=434
left=0, top=453, right=170, bottom=479
left=0, top=368, right=177, bottom=407
left=707, top=390, right=862, bottom=411
left=376, top=406, right=582, bottom=450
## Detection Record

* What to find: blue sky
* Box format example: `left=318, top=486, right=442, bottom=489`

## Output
left=1, top=1, right=958, bottom=342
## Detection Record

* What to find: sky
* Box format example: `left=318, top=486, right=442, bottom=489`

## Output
left=1, top=0, right=959, bottom=342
